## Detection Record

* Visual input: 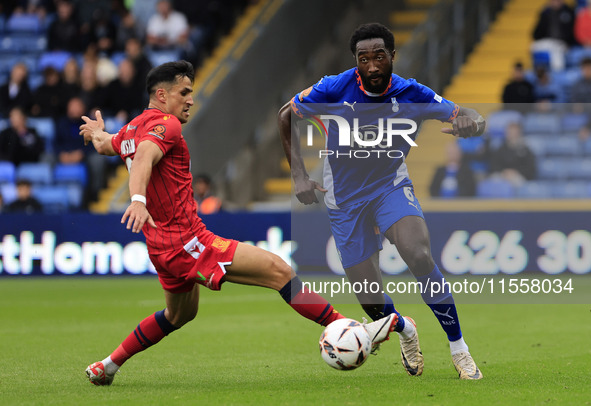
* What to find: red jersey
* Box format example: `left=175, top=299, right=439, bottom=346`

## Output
left=111, top=108, right=205, bottom=254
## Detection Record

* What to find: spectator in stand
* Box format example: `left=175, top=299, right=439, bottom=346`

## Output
left=430, top=142, right=476, bottom=198
left=502, top=62, right=535, bottom=108
left=131, top=0, right=159, bottom=34
left=0, top=0, right=19, bottom=16
left=533, top=65, right=562, bottom=102
left=574, top=0, right=591, bottom=46
left=48, top=0, right=81, bottom=52
left=194, top=174, right=222, bottom=214
left=62, top=58, right=81, bottom=102
left=12, top=0, right=55, bottom=20
left=31, top=67, right=67, bottom=118
left=125, top=37, right=153, bottom=89
left=55, top=97, right=88, bottom=165
left=570, top=57, right=591, bottom=105
left=489, top=122, right=537, bottom=187
left=79, top=62, right=106, bottom=114
left=0, top=193, right=4, bottom=214
left=103, top=59, right=144, bottom=122
left=0, top=107, right=44, bottom=165
left=532, top=0, right=577, bottom=71
left=5, top=179, right=42, bottom=214
left=55, top=97, right=106, bottom=203
left=87, top=9, right=118, bottom=56
left=0, top=63, right=33, bottom=117
left=116, top=10, right=144, bottom=50
left=146, top=0, right=196, bottom=61
left=73, top=0, right=111, bottom=45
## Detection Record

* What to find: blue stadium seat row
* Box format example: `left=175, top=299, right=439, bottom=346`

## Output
left=477, top=179, right=591, bottom=199
left=0, top=161, right=86, bottom=212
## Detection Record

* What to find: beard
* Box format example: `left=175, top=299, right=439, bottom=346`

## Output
left=359, top=70, right=391, bottom=94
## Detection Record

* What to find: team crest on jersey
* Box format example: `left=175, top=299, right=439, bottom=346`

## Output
left=212, top=237, right=230, bottom=252
left=391, top=97, right=399, bottom=113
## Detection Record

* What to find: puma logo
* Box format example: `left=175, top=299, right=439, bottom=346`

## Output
left=408, top=201, right=419, bottom=212
left=343, top=101, right=356, bottom=111
left=433, top=307, right=453, bottom=319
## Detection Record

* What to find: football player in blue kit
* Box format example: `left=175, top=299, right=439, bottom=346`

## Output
left=278, top=23, right=485, bottom=379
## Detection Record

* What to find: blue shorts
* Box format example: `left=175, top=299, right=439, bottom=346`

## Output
left=327, top=185, right=424, bottom=268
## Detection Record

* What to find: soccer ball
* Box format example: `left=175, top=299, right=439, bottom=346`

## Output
left=319, top=318, right=372, bottom=371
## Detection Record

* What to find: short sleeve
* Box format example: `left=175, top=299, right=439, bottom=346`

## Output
left=139, top=114, right=182, bottom=155
left=408, top=80, right=458, bottom=123
left=290, top=76, right=331, bottom=118
left=111, top=125, right=126, bottom=155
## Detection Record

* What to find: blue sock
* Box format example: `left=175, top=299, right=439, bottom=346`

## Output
left=415, top=265, right=462, bottom=341
left=363, top=293, right=406, bottom=332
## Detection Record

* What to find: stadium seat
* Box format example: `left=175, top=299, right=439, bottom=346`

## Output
left=476, top=178, right=515, bottom=198
left=14, top=34, right=47, bottom=53
left=0, top=54, right=19, bottom=74
left=568, top=159, right=591, bottom=179
left=561, top=113, right=588, bottom=133
left=537, top=158, right=570, bottom=180
left=38, top=51, right=72, bottom=72
left=486, top=110, right=523, bottom=138
left=565, top=47, right=591, bottom=68
left=522, top=113, right=561, bottom=134
left=54, top=163, right=88, bottom=186
left=515, top=181, right=554, bottom=198
left=27, top=117, right=55, bottom=153
left=0, top=118, right=9, bottom=131
left=6, top=14, right=41, bottom=33
left=525, top=136, right=550, bottom=157
left=545, top=137, right=580, bottom=157
left=146, top=49, right=182, bottom=68
left=552, top=181, right=589, bottom=198
left=66, top=183, right=84, bottom=209
left=32, top=185, right=69, bottom=214
left=110, top=51, right=127, bottom=67
left=0, top=182, right=17, bottom=204
left=28, top=72, right=44, bottom=90
left=16, top=162, right=52, bottom=184
left=0, top=161, right=16, bottom=184
left=104, top=116, right=125, bottom=134
left=532, top=50, right=551, bottom=69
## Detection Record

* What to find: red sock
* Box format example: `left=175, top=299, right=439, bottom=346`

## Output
left=279, top=277, right=345, bottom=327
left=110, top=309, right=177, bottom=366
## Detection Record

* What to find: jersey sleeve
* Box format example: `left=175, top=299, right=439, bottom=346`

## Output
left=111, top=125, right=125, bottom=156
left=139, top=115, right=182, bottom=155
left=408, top=80, right=459, bottom=123
left=290, top=76, right=332, bottom=118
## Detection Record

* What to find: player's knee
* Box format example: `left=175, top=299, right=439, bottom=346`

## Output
left=168, top=305, right=198, bottom=327
left=268, top=253, right=293, bottom=290
left=400, top=245, right=433, bottom=272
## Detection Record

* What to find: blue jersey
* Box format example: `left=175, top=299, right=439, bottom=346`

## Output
left=291, top=67, right=458, bottom=208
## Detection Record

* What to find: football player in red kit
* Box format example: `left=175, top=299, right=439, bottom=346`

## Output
left=80, top=60, right=396, bottom=385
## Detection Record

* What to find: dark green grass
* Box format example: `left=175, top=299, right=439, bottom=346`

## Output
left=0, top=278, right=590, bottom=405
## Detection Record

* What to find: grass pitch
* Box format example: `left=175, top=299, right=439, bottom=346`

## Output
left=0, top=277, right=589, bottom=406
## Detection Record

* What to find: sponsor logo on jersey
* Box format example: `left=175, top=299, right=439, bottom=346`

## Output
left=126, top=124, right=137, bottom=132
left=148, top=124, right=167, bottom=140
left=343, top=101, right=357, bottom=111
left=212, top=236, right=231, bottom=252
left=121, top=139, right=136, bottom=155
left=434, top=94, right=443, bottom=103
left=299, top=85, right=314, bottom=102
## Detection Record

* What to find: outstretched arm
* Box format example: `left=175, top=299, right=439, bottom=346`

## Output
left=441, top=106, right=486, bottom=139
left=278, top=102, right=327, bottom=204
left=79, top=110, right=117, bottom=156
